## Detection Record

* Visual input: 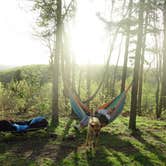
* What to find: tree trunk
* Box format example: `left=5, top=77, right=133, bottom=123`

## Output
left=156, top=54, right=162, bottom=118
left=112, top=36, right=123, bottom=96
left=86, top=63, right=91, bottom=106
left=62, top=27, right=72, bottom=113
left=105, top=0, right=115, bottom=97
left=121, top=0, right=133, bottom=93
left=129, top=0, right=144, bottom=131
left=137, top=11, right=148, bottom=115
left=71, top=55, right=76, bottom=90
left=156, top=66, right=160, bottom=118
left=159, top=2, right=166, bottom=117
left=137, top=55, right=144, bottom=115
left=78, top=69, right=82, bottom=97
left=51, top=0, right=62, bottom=126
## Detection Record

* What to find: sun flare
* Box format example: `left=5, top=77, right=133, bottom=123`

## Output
left=70, top=0, right=107, bottom=64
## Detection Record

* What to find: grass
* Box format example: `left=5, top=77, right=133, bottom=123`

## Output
left=0, top=116, right=166, bottom=166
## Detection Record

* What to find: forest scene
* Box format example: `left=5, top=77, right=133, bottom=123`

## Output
left=0, top=0, right=166, bottom=165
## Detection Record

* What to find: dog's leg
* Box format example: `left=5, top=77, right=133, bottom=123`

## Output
left=86, top=126, right=91, bottom=147
left=86, top=130, right=93, bottom=150
left=93, top=132, right=100, bottom=151
left=93, top=133, right=96, bottom=150
left=88, top=132, right=92, bottom=149
left=86, top=132, right=89, bottom=146
left=93, top=136, right=97, bottom=149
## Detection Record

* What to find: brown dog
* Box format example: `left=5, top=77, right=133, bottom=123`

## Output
left=86, top=117, right=101, bottom=149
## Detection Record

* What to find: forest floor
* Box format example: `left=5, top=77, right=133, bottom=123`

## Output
left=0, top=116, right=166, bottom=166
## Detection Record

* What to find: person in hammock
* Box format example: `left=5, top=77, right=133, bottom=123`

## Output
left=74, top=107, right=116, bottom=130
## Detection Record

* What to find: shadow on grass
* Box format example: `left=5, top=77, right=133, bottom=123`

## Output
left=148, top=130, right=166, bottom=145
left=0, top=130, right=50, bottom=164
left=132, top=130, right=166, bottom=164
left=52, top=115, right=85, bottom=165
left=0, top=115, right=85, bottom=165
left=55, top=124, right=165, bottom=166
left=86, top=131, right=156, bottom=166
left=2, top=119, right=165, bottom=166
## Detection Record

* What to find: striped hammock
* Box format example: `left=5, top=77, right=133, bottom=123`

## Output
left=70, top=83, right=131, bottom=125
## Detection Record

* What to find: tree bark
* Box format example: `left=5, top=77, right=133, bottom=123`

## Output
left=159, top=1, right=166, bottom=117
left=137, top=11, right=148, bottom=115
left=129, top=0, right=144, bottom=131
left=156, top=53, right=160, bottom=118
left=86, top=63, right=91, bottom=106
left=51, top=0, right=62, bottom=126
left=112, top=36, right=123, bottom=96
left=121, top=0, right=133, bottom=93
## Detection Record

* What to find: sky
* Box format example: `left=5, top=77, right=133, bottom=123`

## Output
left=70, top=0, right=109, bottom=64
left=0, top=0, right=49, bottom=66
left=0, top=0, right=124, bottom=66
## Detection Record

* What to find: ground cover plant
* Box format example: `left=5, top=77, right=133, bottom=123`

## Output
left=0, top=116, right=165, bottom=166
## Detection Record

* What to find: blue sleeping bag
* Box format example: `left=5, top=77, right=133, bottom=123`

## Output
left=12, top=123, right=29, bottom=132
left=29, top=116, right=45, bottom=125
left=10, top=116, right=48, bottom=133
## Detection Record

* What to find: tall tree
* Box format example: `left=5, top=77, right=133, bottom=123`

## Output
left=111, top=0, right=126, bottom=96
left=32, top=0, right=76, bottom=126
left=111, top=36, right=123, bottom=96
left=121, top=0, right=133, bottom=92
left=105, top=0, right=115, bottom=97
left=129, top=0, right=145, bottom=131
left=155, top=39, right=162, bottom=118
left=51, top=0, right=62, bottom=126
left=159, top=0, right=166, bottom=117
left=86, top=63, right=91, bottom=106
left=137, top=10, right=148, bottom=115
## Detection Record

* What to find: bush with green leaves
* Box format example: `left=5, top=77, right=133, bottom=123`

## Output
left=0, top=78, right=51, bottom=119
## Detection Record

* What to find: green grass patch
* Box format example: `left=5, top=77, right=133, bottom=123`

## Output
left=0, top=116, right=166, bottom=166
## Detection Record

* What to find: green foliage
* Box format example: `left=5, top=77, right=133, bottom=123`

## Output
left=0, top=65, right=51, bottom=119
left=0, top=65, right=50, bottom=85
left=0, top=64, right=164, bottom=120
